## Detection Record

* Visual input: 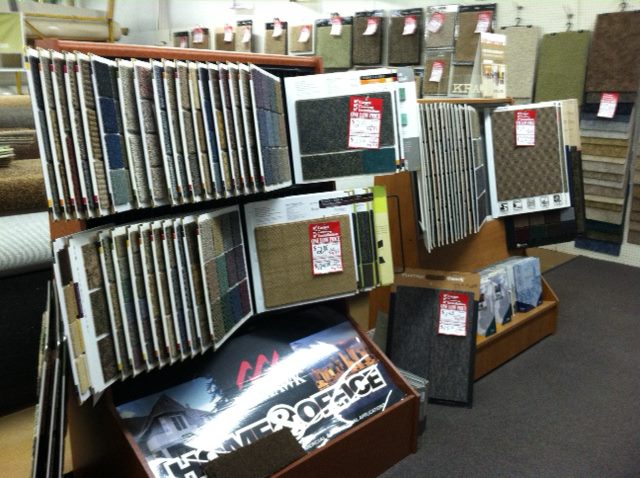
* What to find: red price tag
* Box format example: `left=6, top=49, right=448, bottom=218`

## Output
left=192, top=27, right=203, bottom=44
left=272, top=19, right=283, bottom=38
left=348, top=96, right=383, bottom=149
left=597, top=92, right=619, bottom=119
left=223, top=24, right=233, bottom=43
left=363, top=17, right=378, bottom=36
left=475, top=11, right=492, bottom=33
left=298, top=25, right=311, bottom=43
left=241, top=26, right=252, bottom=44
left=330, top=15, right=342, bottom=36
left=429, top=60, right=445, bottom=83
left=437, top=291, right=468, bottom=336
left=426, top=12, right=445, bottom=33
left=178, top=35, right=188, bottom=48
left=403, top=15, right=417, bottom=35
left=515, top=109, right=536, bottom=147
left=309, top=222, right=343, bottom=276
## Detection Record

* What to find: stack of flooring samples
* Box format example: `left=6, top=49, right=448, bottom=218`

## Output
left=628, top=147, right=640, bottom=245
left=417, top=103, right=489, bottom=251
left=533, top=30, right=590, bottom=105
left=502, top=26, right=540, bottom=104
left=53, top=206, right=253, bottom=402
left=0, top=145, right=14, bottom=167
left=422, top=5, right=458, bottom=97
left=387, top=8, right=423, bottom=66
left=26, top=48, right=292, bottom=221
left=388, top=269, right=479, bottom=406
left=315, top=16, right=353, bottom=70
left=352, top=11, right=384, bottom=66
left=264, top=21, right=287, bottom=55
left=487, top=102, right=571, bottom=218
left=244, top=187, right=394, bottom=313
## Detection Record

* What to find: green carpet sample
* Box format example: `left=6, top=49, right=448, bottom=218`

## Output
left=315, top=17, right=353, bottom=70
left=503, top=26, right=540, bottom=102
left=387, top=10, right=423, bottom=66
left=289, top=24, right=314, bottom=54
left=352, top=12, right=383, bottom=66
left=534, top=31, right=591, bottom=105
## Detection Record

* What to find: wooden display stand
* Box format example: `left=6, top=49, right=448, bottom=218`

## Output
left=371, top=171, right=559, bottom=380
left=39, top=40, right=418, bottom=477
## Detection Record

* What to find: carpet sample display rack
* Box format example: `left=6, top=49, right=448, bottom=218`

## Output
left=37, top=39, right=418, bottom=478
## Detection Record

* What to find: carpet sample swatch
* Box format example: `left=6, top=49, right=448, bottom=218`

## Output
left=585, top=11, right=640, bottom=94
left=315, top=17, right=353, bottom=70
left=289, top=24, right=314, bottom=55
left=387, top=10, right=423, bottom=66
left=424, top=7, right=457, bottom=49
left=422, top=51, right=452, bottom=96
left=454, top=5, right=496, bottom=64
left=352, top=12, right=383, bottom=66
left=214, top=27, right=235, bottom=51
left=255, top=215, right=357, bottom=308
left=0, top=95, right=35, bottom=129
left=0, top=158, right=47, bottom=214
left=503, top=26, right=540, bottom=102
left=235, top=20, right=253, bottom=53
left=490, top=106, right=565, bottom=201
left=534, top=31, right=591, bottom=105
left=264, top=21, right=287, bottom=55
left=449, top=64, right=474, bottom=96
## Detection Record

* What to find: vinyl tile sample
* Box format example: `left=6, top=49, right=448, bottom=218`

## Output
left=422, top=51, right=452, bottom=96
left=294, top=92, right=396, bottom=181
left=424, top=8, right=457, bottom=49
left=255, top=215, right=357, bottom=308
left=289, top=24, right=314, bottom=54
left=503, top=26, right=540, bottom=102
left=534, top=31, right=591, bottom=105
left=352, top=13, right=383, bottom=65
left=388, top=12, right=422, bottom=66
left=454, top=6, right=494, bottom=63
left=264, top=22, right=287, bottom=55
left=315, top=18, right=353, bottom=70
left=585, top=11, right=640, bottom=93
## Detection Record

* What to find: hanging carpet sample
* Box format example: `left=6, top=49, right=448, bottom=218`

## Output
left=388, top=269, right=479, bottom=406
left=288, top=24, right=314, bottom=55
left=453, top=4, right=496, bottom=64
left=585, top=11, right=640, bottom=94
left=352, top=11, right=384, bottom=66
left=387, top=9, right=423, bottom=66
left=502, top=26, right=540, bottom=103
left=214, top=26, right=235, bottom=51
left=315, top=17, right=353, bottom=70
left=264, top=21, right=287, bottom=55
left=226, top=62, right=252, bottom=192
left=424, top=5, right=457, bottom=49
left=235, top=20, right=253, bottom=53
left=422, top=51, right=452, bottom=97
left=534, top=31, right=590, bottom=105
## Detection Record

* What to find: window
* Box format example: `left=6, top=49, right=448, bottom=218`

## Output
left=169, top=414, right=188, bottom=431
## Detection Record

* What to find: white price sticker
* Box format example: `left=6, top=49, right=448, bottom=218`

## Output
left=242, top=26, right=252, bottom=44
left=597, top=92, right=619, bottom=119
left=426, top=12, right=445, bottom=33
left=475, top=11, right=492, bottom=33
left=429, top=60, right=445, bottom=83
left=272, top=20, right=283, bottom=38
left=223, top=25, right=233, bottom=43
left=298, top=25, right=311, bottom=43
left=363, top=17, right=378, bottom=36
left=330, top=16, right=342, bottom=36
left=403, top=15, right=417, bottom=35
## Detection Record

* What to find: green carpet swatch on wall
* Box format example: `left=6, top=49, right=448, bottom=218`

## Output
left=387, top=9, right=423, bottom=66
left=352, top=11, right=383, bottom=66
left=315, top=17, right=353, bottom=69
left=503, top=26, right=540, bottom=102
left=289, top=24, right=314, bottom=55
left=534, top=31, right=591, bottom=105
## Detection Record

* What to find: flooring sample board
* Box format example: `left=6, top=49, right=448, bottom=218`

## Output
left=197, top=63, right=224, bottom=196
left=0, top=94, right=35, bottom=129
left=218, top=63, right=243, bottom=193
left=352, top=11, right=384, bottom=66
left=208, top=64, right=234, bottom=194
left=422, top=50, right=452, bottom=97
left=534, top=31, right=590, bottom=105
left=453, top=4, right=496, bottom=64
left=264, top=21, right=287, bottom=55
left=388, top=269, right=479, bottom=406
left=487, top=102, right=570, bottom=217
left=502, top=26, right=540, bottom=102
left=214, top=26, right=235, bottom=51
left=585, top=92, right=638, bottom=104
left=388, top=9, right=423, bottom=66
left=188, top=62, right=215, bottom=198
left=163, top=60, right=189, bottom=202
left=235, top=20, right=253, bottom=53
left=315, top=17, right=353, bottom=70
left=424, top=5, right=457, bottom=49
left=288, top=24, right=314, bottom=55
left=449, top=64, right=474, bottom=97
left=585, top=11, right=640, bottom=94
left=249, top=64, right=292, bottom=190
left=226, top=63, right=252, bottom=192
left=238, top=64, right=261, bottom=190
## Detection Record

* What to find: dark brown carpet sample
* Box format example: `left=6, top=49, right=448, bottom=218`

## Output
left=352, top=12, right=383, bottom=65
left=388, top=10, right=423, bottom=66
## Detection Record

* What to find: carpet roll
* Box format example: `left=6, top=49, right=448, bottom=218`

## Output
left=0, top=96, right=35, bottom=129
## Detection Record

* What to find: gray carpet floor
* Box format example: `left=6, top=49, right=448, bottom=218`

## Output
left=381, top=256, right=640, bottom=478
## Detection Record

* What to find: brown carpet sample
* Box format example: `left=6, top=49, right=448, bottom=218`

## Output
left=352, top=13, right=383, bottom=65
left=422, top=51, right=452, bottom=96
left=255, top=215, right=357, bottom=308
left=424, top=8, right=457, bottom=49
left=264, top=21, right=287, bottom=55
left=214, top=27, right=235, bottom=51
left=387, top=11, right=423, bottom=66
left=0, top=158, right=47, bottom=213
left=454, top=7, right=494, bottom=63
left=0, top=96, right=35, bottom=129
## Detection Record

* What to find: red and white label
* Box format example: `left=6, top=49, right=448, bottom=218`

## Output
left=348, top=96, right=383, bottom=149
left=426, top=11, right=445, bottom=33
left=309, top=222, right=343, bottom=276
left=223, top=25, right=233, bottom=43
left=330, top=16, right=342, bottom=36
left=437, top=291, right=469, bottom=336
left=272, top=20, right=283, bottom=38
left=515, top=109, right=536, bottom=147
left=403, top=15, right=417, bottom=35
left=298, top=25, right=311, bottom=43
left=429, top=60, right=445, bottom=82
left=475, top=11, right=492, bottom=33
left=597, top=92, right=619, bottom=119
left=363, top=17, right=378, bottom=36
left=179, top=35, right=188, bottom=48
left=242, top=26, right=252, bottom=44
left=192, top=27, right=204, bottom=44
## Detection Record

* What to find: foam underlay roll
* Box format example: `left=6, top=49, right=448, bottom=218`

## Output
left=0, top=211, right=51, bottom=277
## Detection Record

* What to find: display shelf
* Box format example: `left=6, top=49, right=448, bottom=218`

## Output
left=418, top=97, right=514, bottom=106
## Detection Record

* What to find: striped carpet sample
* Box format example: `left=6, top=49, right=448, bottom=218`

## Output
left=585, top=11, right=640, bottom=94
left=315, top=18, right=353, bottom=70
left=388, top=11, right=423, bottom=66
left=352, top=13, right=383, bottom=66
left=534, top=31, right=590, bottom=105
left=503, top=26, right=540, bottom=103
left=264, top=22, right=287, bottom=55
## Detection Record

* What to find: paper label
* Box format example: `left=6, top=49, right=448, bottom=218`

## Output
left=348, top=96, right=382, bottom=149
left=179, top=35, right=188, bottom=48
left=273, top=20, right=283, bottom=38
left=437, top=291, right=468, bottom=336
left=242, top=26, right=252, bottom=44
left=298, top=25, right=311, bottom=43
left=515, top=109, right=536, bottom=146
left=192, top=27, right=203, bottom=44
left=475, top=11, right=492, bottom=33
left=223, top=25, right=233, bottom=43
left=597, top=92, right=619, bottom=119
left=429, top=60, right=445, bottom=83
left=309, top=222, right=343, bottom=276
left=427, top=12, right=445, bottom=33
left=363, top=17, right=378, bottom=36
left=403, top=16, right=417, bottom=36
left=330, top=16, right=342, bottom=36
